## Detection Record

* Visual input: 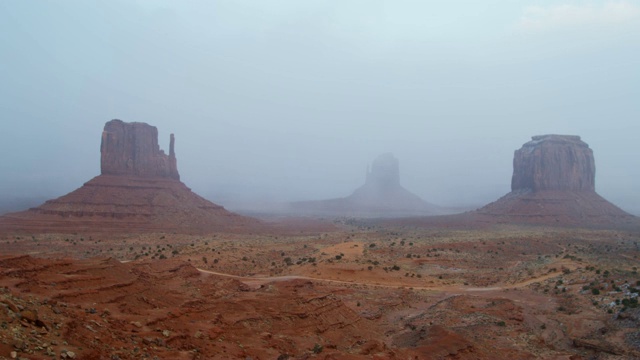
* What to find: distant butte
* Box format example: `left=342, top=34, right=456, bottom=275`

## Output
left=476, top=135, right=634, bottom=226
left=290, top=153, right=446, bottom=218
left=0, top=120, right=259, bottom=234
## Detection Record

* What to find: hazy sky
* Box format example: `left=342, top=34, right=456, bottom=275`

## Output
left=1, top=1, right=639, bottom=213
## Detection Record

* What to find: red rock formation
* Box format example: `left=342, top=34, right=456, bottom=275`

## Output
left=511, top=135, right=595, bottom=192
left=100, top=119, right=179, bottom=180
left=290, top=153, right=447, bottom=217
left=0, top=120, right=260, bottom=234
left=476, top=134, right=634, bottom=226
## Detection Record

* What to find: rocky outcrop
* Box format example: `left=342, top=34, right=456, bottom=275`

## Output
left=0, top=119, right=259, bottom=234
left=290, top=153, right=447, bottom=218
left=100, top=120, right=179, bottom=180
left=511, top=135, right=594, bottom=192
left=476, top=134, right=634, bottom=226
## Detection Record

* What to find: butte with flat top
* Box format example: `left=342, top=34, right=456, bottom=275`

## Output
left=0, top=119, right=259, bottom=234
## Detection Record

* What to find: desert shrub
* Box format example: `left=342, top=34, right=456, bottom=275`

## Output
left=591, top=288, right=600, bottom=295
left=312, top=344, right=323, bottom=354
left=622, top=298, right=639, bottom=308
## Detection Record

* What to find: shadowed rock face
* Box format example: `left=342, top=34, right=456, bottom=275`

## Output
left=101, top=119, right=179, bottom=180
left=511, top=135, right=595, bottom=192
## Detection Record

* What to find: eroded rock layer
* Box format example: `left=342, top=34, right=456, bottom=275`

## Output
left=0, top=175, right=258, bottom=234
left=0, top=256, right=393, bottom=359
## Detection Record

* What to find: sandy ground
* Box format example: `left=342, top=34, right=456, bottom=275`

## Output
left=1, top=223, right=640, bottom=359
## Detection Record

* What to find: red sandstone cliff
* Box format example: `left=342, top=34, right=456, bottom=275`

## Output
left=100, top=120, right=179, bottom=180
left=511, top=135, right=595, bottom=192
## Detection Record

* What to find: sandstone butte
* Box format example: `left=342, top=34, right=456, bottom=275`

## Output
left=476, top=134, right=634, bottom=226
left=0, top=120, right=259, bottom=234
left=290, top=153, right=446, bottom=217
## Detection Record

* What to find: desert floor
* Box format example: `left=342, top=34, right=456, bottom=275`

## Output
left=1, top=220, right=639, bottom=359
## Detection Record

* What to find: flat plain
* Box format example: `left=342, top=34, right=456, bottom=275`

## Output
left=1, top=220, right=639, bottom=359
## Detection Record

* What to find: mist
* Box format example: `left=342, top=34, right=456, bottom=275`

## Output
left=1, top=1, right=639, bottom=215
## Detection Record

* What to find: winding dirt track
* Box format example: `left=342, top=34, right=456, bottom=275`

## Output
left=197, top=267, right=568, bottom=293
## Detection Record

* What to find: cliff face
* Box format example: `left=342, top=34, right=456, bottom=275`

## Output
left=511, top=135, right=595, bottom=192
left=100, top=119, right=180, bottom=180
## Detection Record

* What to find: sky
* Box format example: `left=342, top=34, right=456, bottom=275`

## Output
left=1, top=0, right=639, bottom=214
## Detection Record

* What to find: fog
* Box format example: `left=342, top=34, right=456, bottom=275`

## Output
left=1, top=1, right=639, bottom=214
